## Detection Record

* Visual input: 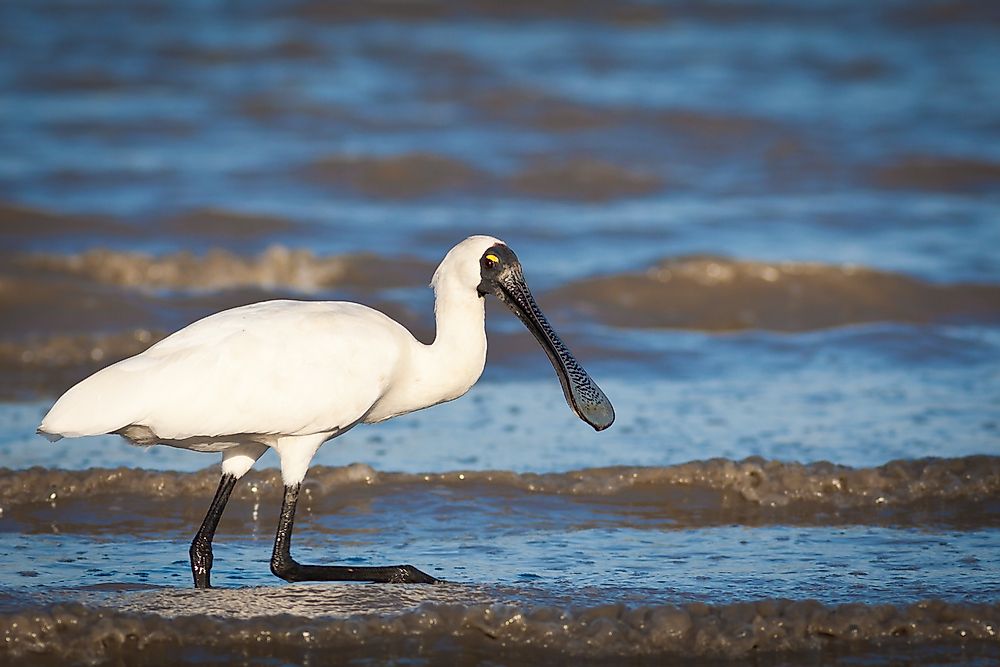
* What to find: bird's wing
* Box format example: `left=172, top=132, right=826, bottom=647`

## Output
left=40, top=300, right=413, bottom=440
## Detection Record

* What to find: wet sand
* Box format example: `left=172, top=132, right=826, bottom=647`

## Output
left=3, top=596, right=998, bottom=665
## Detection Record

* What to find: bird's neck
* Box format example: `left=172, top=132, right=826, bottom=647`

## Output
left=364, top=277, right=489, bottom=425
left=412, top=279, right=488, bottom=406
left=366, top=281, right=487, bottom=423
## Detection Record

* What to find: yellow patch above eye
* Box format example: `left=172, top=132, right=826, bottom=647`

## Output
left=485, top=254, right=500, bottom=263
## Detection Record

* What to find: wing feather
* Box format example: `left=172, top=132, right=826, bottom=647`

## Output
left=39, top=300, right=411, bottom=440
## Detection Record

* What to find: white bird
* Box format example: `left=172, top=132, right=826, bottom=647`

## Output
left=39, top=236, right=614, bottom=587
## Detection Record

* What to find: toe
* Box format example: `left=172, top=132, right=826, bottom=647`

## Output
left=397, top=565, right=441, bottom=584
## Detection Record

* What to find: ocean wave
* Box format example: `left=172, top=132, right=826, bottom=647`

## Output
left=303, top=151, right=661, bottom=201
left=304, top=152, right=489, bottom=199
left=159, top=208, right=304, bottom=239
left=0, top=330, right=162, bottom=401
left=473, top=91, right=791, bottom=150
left=286, top=0, right=671, bottom=25
left=0, top=202, right=307, bottom=248
left=509, top=157, right=662, bottom=201
left=871, top=155, right=1000, bottom=193
left=550, top=256, right=1000, bottom=331
left=10, top=248, right=1000, bottom=332
left=2, top=457, right=996, bottom=527
left=0, top=202, right=133, bottom=244
left=0, top=597, right=996, bottom=663
left=0, top=245, right=430, bottom=350
left=2, top=245, right=1000, bottom=398
left=15, top=246, right=432, bottom=293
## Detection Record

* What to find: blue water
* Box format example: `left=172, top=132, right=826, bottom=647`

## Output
left=0, top=3, right=998, bottom=662
left=1, top=2, right=998, bottom=280
left=4, top=526, right=998, bottom=607
left=5, top=322, right=998, bottom=473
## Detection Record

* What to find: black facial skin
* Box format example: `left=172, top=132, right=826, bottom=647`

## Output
left=477, top=244, right=615, bottom=432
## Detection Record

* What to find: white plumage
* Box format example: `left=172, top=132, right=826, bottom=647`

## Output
left=38, top=234, right=613, bottom=587
left=45, top=302, right=398, bottom=438
left=40, top=235, right=498, bottom=485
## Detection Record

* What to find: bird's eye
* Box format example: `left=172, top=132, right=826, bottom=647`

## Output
left=482, top=253, right=500, bottom=270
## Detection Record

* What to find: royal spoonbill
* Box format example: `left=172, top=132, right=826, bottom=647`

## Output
left=38, top=235, right=614, bottom=587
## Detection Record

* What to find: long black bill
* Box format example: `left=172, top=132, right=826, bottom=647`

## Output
left=493, top=265, right=615, bottom=431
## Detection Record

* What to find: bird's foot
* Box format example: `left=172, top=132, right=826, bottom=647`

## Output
left=271, top=558, right=442, bottom=584
left=389, top=564, right=441, bottom=584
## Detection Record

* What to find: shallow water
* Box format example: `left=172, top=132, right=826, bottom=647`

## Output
left=3, top=525, right=999, bottom=607
left=1, top=458, right=998, bottom=662
left=1, top=0, right=999, bottom=664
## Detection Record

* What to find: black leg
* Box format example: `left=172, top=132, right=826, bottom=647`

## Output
left=270, top=483, right=439, bottom=584
left=190, top=473, right=238, bottom=589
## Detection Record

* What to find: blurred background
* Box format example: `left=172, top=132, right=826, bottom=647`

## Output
left=2, top=0, right=997, bottom=473
left=0, top=2, right=999, bottom=658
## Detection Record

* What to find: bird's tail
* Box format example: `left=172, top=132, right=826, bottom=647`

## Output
left=36, top=428, right=63, bottom=443
left=37, top=361, right=146, bottom=440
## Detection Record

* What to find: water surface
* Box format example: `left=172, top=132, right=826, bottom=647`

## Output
left=1, top=0, right=998, bottom=664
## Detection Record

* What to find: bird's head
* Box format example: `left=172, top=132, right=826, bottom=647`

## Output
left=434, top=235, right=615, bottom=432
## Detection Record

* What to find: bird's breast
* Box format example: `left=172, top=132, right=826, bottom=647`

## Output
left=362, top=339, right=486, bottom=424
